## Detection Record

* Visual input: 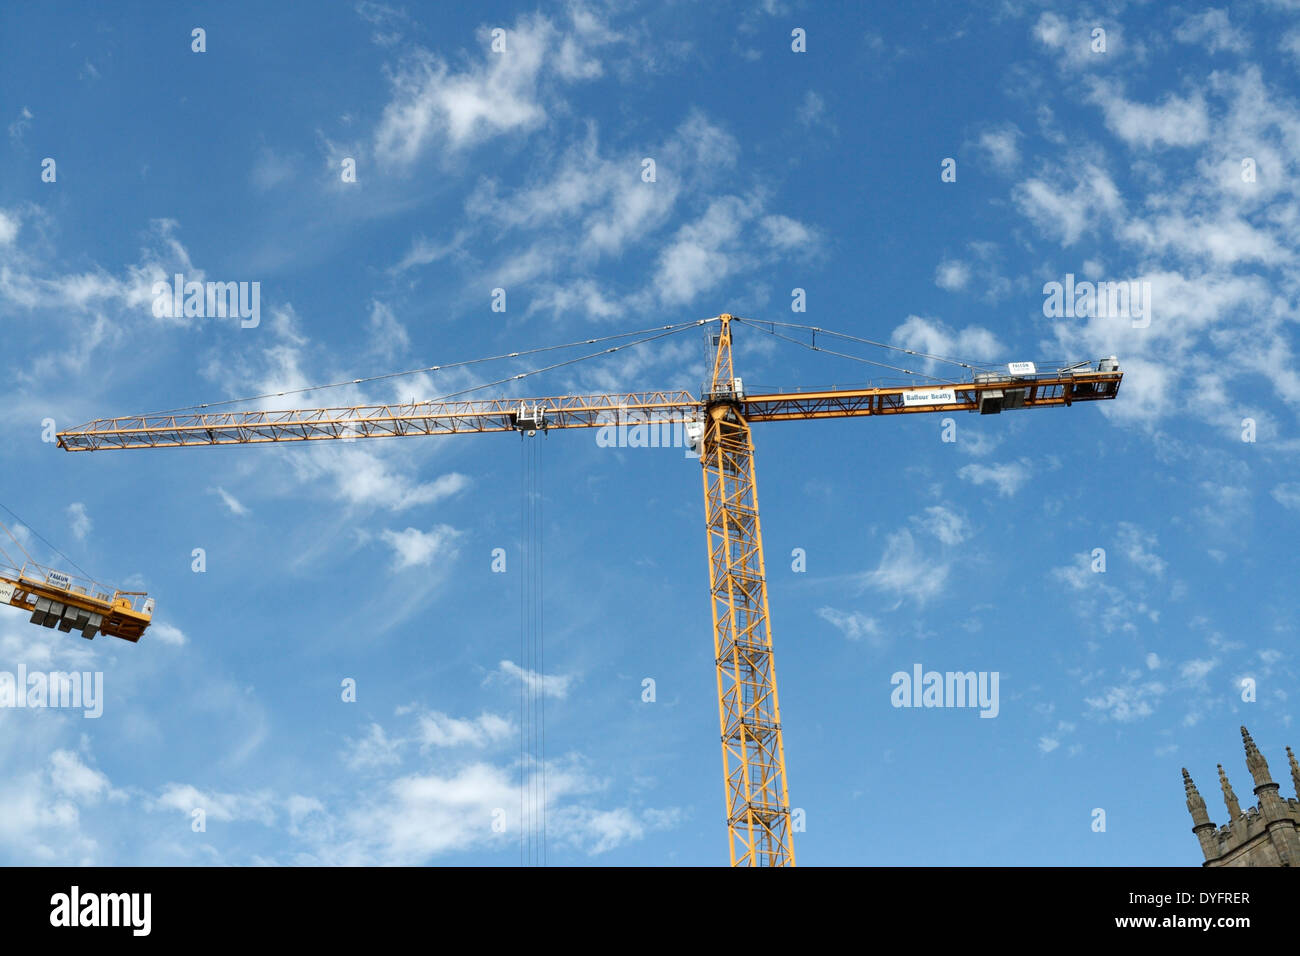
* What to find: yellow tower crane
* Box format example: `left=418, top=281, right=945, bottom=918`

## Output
left=1, top=519, right=153, bottom=641
left=55, top=314, right=1123, bottom=865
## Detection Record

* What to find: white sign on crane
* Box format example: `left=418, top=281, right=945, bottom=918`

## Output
left=902, top=388, right=956, bottom=407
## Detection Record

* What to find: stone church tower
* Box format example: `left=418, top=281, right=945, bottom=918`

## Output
left=1182, top=726, right=1300, bottom=866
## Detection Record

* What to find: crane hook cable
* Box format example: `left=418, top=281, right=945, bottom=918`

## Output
left=518, top=430, right=548, bottom=865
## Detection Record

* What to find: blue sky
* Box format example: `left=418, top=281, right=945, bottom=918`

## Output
left=1, top=0, right=1298, bottom=866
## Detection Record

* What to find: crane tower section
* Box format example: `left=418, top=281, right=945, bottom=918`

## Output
left=701, top=316, right=793, bottom=866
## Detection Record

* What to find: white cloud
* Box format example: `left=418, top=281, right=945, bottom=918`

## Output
left=913, top=505, right=969, bottom=545
left=380, top=524, right=460, bottom=569
left=66, top=503, right=91, bottom=542
left=494, top=660, right=574, bottom=699
left=333, top=762, right=514, bottom=862
left=214, top=487, right=249, bottom=516
left=1013, top=163, right=1123, bottom=246
left=344, top=722, right=403, bottom=770
left=816, top=607, right=882, bottom=644
left=527, top=279, right=621, bottom=321
left=796, top=90, right=831, bottom=129
left=149, top=622, right=188, bottom=646
left=958, top=461, right=1031, bottom=498
left=955, top=428, right=1002, bottom=457
left=1271, top=483, right=1300, bottom=510
left=417, top=710, right=513, bottom=749
left=1050, top=553, right=1161, bottom=634
left=390, top=233, right=464, bottom=274
left=889, top=315, right=1003, bottom=369
left=152, top=783, right=276, bottom=825
left=49, top=750, right=110, bottom=803
left=374, top=37, right=543, bottom=163
left=1084, top=680, right=1167, bottom=721
left=760, top=214, right=817, bottom=250
left=1088, top=79, right=1211, bottom=149
left=321, top=755, right=675, bottom=863
left=1038, top=721, right=1077, bottom=755
left=1119, top=213, right=1288, bottom=267
left=934, top=259, right=970, bottom=291
left=346, top=709, right=514, bottom=770
left=7, top=106, right=32, bottom=143
left=293, top=451, right=468, bottom=512
left=1179, top=658, right=1219, bottom=685
left=860, top=529, right=949, bottom=604
left=1283, top=29, right=1300, bottom=64
left=975, top=123, right=1020, bottom=174
left=0, top=743, right=111, bottom=863
left=372, top=10, right=622, bottom=165
left=1115, top=522, right=1166, bottom=576
left=654, top=195, right=759, bottom=305
left=1032, top=13, right=1136, bottom=68
left=368, top=300, right=410, bottom=359
left=250, top=147, right=297, bottom=190
left=0, top=209, right=18, bottom=245
left=1174, top=9, right=1248, bottom=55
left=401, top=109, right=809, bottom=321
left=551, top=805, right=681, bottom=855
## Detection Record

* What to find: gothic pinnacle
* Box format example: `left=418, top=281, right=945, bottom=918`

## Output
left=1241, top=725, right=1259, bottom=755
left=1183, top=768, right=1210, bottom=824
left=1218, top=763, right=1242, bottom=818
left=1242, top=725, right=1275, bottom=787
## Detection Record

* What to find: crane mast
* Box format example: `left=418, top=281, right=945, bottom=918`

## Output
left=56, top=312, right=1123, bottom=865
left=701, top=316, right=793, bottom=865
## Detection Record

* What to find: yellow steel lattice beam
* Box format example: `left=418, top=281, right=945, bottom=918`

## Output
left=701, top=316, right=793, bottom=866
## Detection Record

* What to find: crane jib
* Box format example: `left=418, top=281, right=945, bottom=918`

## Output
left=55, top=372, right=1121, bottom=450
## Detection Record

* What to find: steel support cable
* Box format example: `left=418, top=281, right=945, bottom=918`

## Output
left=0, top=501, right=93, bottom=581
left=734, top=324, right=955, bottom=384
left=131, top=318, right=719, bottom=418
left=0, top=520, right=32, bottom=572
left=734, top=317, right=1104, bottom=376
left=411, top=325, right=701, bottom=408
left=732, top=317, right=1001, bottom=374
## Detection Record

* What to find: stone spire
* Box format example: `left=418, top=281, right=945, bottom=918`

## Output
left=1184, top=767, right=1219, bottom=862
left=1242, top=725, right=1274, bottom=789
left=1288, top=746, right=1300, bottom=799
left=1218, top=763, right=1242, bottom=818
left=1183, top=768, right=1212, bottom=826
